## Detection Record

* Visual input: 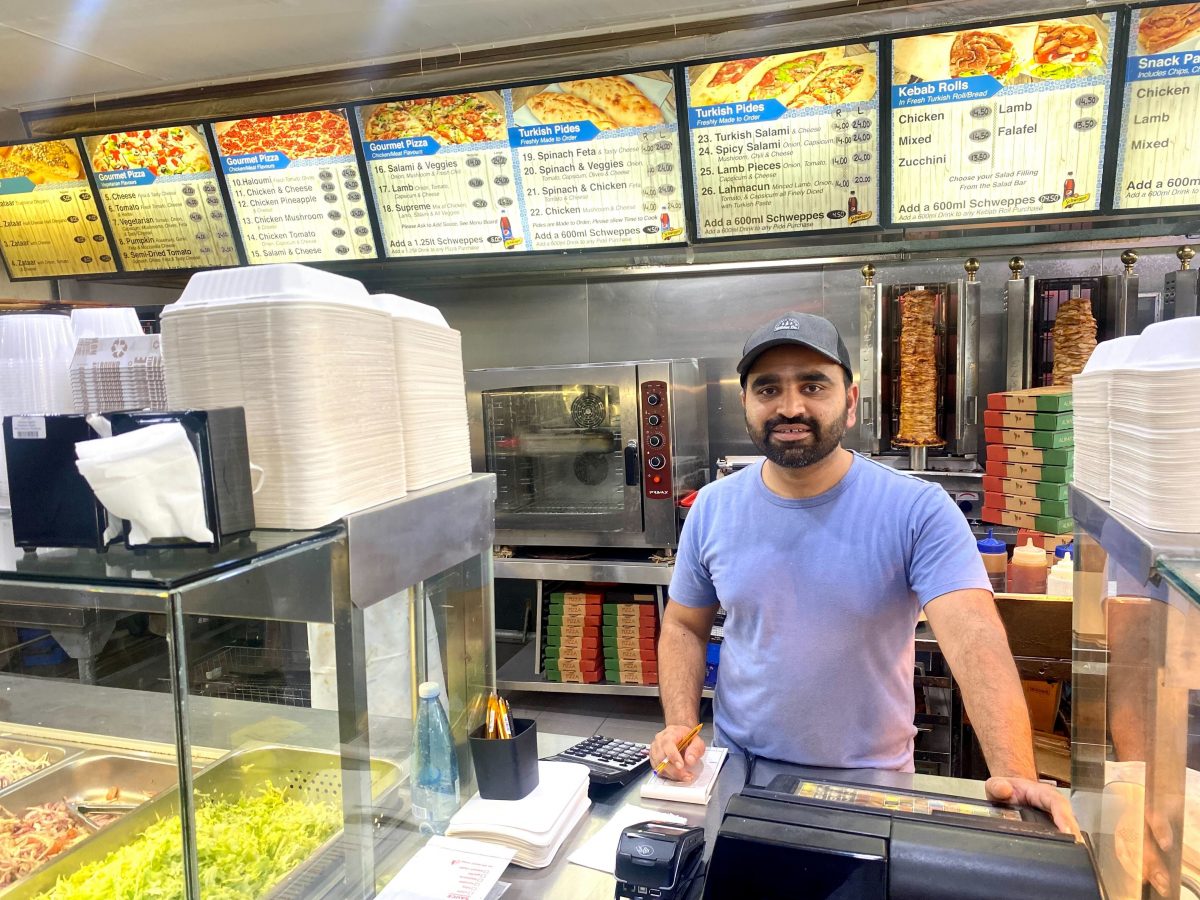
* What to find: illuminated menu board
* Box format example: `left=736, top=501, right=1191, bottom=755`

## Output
left=212, top=109, right=376, bottom=264
left=83, top=127, right=238, bottom=272
left=1115, top=4, right=1200, bottom=210
left=684, top=43, right=880, bottom=238
left=0, top=139, right=117, bottom=278
left=356, top=93, right=524, bottom=256
left=891, top=14, right=1115, bottom=224
left=508, top=71, right=686, bottom=249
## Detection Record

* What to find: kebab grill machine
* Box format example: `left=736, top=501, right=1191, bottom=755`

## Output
left=851, top=259, right=983, bottom=514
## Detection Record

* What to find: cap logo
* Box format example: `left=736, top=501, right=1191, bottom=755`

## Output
left=774, top=316, right=800, bottom=332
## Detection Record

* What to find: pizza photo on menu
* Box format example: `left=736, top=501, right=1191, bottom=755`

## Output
left=0, top=140, right=84, bottom=184
left=213, top=109, right=355, bottom=159
left=687, top=44, right=875, bottom=108
left=511, top=71, right=676, bottom=130
left=86, top=127, right=213, bottom=176
left=1137, top=3, right=1200, bottom=54
left=361, top=92, right=506, bottom=145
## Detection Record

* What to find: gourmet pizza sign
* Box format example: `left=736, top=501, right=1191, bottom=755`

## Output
left=890, top=14, right=1116, bottom=225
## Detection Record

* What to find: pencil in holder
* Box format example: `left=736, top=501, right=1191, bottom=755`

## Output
left=469, top=717, right=539, bottom=800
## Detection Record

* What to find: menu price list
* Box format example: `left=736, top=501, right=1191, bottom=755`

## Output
left=684, top=44, right=880, bottom=237
left=0, top=140, right=117, bottom=278
left=356, top=94, right=524, bottom=256
left=212, top=110, right=375, bottom=265
left=890, top=15, right=1115, bottom=224
left=85, top=128, right=238, bottom=272
left=509, top=73, right=687, bottom=250
left=1116, top=4, right=1200, bottom=209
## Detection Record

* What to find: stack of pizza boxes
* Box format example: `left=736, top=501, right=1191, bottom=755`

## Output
left=603, top=592, right=659, bottom=685
left=982, top=387, right=1074, bottom=540
left=543, top=591, right=603, bottom=684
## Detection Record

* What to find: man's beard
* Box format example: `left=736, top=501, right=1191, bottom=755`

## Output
left=747, top=410, right=847, bottom=469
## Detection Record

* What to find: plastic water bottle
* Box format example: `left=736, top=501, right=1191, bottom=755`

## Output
left=411, top=681, right=459, bottom=834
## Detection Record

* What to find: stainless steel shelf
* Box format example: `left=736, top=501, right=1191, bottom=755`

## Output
left=494, top=556, right=674, bottom=585
left=497, top=640, right=713, bottom=699
left=1070, top=486, right=1200, bottom=584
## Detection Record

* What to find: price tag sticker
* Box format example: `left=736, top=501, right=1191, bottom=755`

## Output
left=11, top=416, right=47, bottom=440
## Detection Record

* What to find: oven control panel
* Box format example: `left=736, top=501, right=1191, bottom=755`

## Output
left=641, top=381, right=672, bottom=499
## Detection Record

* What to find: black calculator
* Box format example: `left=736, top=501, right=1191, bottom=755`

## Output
left=545, top=735, right=652, bottom=785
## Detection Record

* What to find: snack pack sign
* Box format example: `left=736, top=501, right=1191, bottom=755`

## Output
left=1115, top=4, right=1200, bottom=210
left=890, top=15, right=1115, bottom=224
left=684, top=43, right=881, bottom=238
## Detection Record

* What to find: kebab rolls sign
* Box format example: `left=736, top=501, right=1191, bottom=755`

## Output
left=1027, top=20, right=1106, bottom=80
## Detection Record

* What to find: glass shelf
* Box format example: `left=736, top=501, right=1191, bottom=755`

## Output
left=1159, top=558, right=1200, bottom=608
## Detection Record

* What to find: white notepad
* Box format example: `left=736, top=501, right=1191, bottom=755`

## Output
left=639, top=747, right=728, bottom=805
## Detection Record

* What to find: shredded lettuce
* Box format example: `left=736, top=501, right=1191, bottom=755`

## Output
left=34, top=784, right=340, bottom=900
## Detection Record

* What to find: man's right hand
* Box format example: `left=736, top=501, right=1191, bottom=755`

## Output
left=650, top=724, right=707, bottom=782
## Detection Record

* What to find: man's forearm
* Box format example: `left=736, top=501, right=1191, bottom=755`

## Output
left=658, top=619, right=707, bottom=727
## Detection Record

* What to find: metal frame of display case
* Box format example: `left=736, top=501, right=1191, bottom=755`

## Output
left=0, top=473, right=496, bottom=900
left=1070, top=486, right=1200, bottom=900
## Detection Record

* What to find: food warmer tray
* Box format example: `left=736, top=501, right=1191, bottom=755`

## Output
left=0, top=737, right=85, bottom=794
left=10, top=745, right=403, bottom=898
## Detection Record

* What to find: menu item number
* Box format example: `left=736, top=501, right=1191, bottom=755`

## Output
left=510, top=71, right=686, bottom=251
left=214, top=110, right=375, bottom=264
left=86, top=127, right=238, bottom=272
left=1115, top=4, right=1200, bottom=210
left=0, top=140, right=117, bottom=278
left=686, top=44, right=880, bottom=238
left=358, top=93, right=524, bottom=256
left=891, top=15, right=1113, bottom=224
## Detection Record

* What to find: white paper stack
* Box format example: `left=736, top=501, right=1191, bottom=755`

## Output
left=371, top=294, right=472, bottom=492
left=1071, top=335, right=1138, bottom=501
left=1105, top=319, right=1200, bottom=532
left=160, top=264, right=407, bottom=529
left=445, top=760, right=591, bottom=868
left=70, top=335, right=167, bottom=414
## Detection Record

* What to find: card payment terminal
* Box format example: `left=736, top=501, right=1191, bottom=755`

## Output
left=615, top=821, right=706, bottom=900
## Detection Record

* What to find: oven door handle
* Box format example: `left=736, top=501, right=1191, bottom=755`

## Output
left=625, top=440, right=640, bottom=486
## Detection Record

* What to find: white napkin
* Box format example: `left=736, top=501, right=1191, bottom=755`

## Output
left=75, top=422, right=214, bottom=545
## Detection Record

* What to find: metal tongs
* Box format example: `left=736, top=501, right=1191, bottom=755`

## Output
left=67, top=800, right=139, bottom=828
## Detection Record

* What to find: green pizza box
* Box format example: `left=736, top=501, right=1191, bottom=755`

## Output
left=984, top=460, right=1073, bottom=483
left=983, top=409, right=1073, bottom=431
left=984, top=492, right=1070, bottom=520
left=987, top=386, right=1073, bottom=413
left=982, top=506, right=1073, bottom=535
left=985, top=427, right=1074, bottom=450
left=986, top=445, right=1074, bottom=467
left=981, top=476, right=1070, bottom=502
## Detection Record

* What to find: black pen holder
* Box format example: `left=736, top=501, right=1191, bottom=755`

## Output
left=469, top=717, right=539, bottom=801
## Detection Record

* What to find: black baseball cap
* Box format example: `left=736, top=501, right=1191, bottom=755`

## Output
left=737, top=312, right=854, bottom=385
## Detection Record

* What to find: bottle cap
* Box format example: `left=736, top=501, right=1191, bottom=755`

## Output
left=1055, top=541, right=1074, bottom=559
left=1013, top=539, right=1047, bottom=564
left=977, top=527, right=1006, bottom=554
left=419, top=681, right=441, bottom=699
left=1050, top=552, right=1074, bottom=576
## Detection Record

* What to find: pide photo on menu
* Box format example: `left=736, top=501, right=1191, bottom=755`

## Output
left=890, top=13, right=1114, bottom=225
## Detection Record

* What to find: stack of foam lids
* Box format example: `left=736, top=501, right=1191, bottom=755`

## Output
left=160, top=264, right=406, bottom=529
left=1070, top=335, right=1139, bottom=502
left=369, top=294, right=471, bottom=492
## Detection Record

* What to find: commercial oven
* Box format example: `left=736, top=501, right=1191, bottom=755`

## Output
left=467, top=360, right=708, bottom=549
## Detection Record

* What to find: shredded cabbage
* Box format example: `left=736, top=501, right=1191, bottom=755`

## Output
left=34, top=784, right=340, bottom=900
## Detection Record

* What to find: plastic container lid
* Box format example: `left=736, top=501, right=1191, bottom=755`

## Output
left=1055, top=542, right=1074, bottom=559
left=1012, top=539, right=1048, bottom=566
left=1050, top=552, right=1073, bottom=574
left=170, top=263, right=370, bottom=311
left=419, top=681, right=441, bottom=699
left=977, top=527, right=1006, bottom=554
left=370, top=293, right=449, bottom=328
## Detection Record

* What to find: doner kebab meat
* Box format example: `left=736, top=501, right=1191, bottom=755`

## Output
left=895, top=290, right=944, bottom=446
left=1051, top=298, right=1097, bottom=386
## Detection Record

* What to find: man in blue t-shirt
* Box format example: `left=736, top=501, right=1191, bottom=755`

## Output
left=651, top=312, right=1075, bottom=832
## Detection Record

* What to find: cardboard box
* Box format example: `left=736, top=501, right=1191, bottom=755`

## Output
left=986, top=445, right=1074, bottom=467
left=982, top=506, right=1073, bottom=535
left=1033, top=731, right=1071, bottom=784
left=547, top=612, right=601, bottom=627
left=1021, top=679, right=1062, bottom=733
left=984, top=492, right=1070, bottom=519
left=604, top=646, right=657, bottom=663
left=984, top=459, right=1073, bottom=483
left=546, top=622, right=602, bottom=639
left=543, top=633, right=600, bottom=652
left=984, top=427, right=1074, bottom=450
left=982, top=476, right=1070, bottom=501
left=987, top=386, right=1073, bottom=413
left=983, top=410, right=1074, bottom=431
left=609, top=634, right=657, bottom=653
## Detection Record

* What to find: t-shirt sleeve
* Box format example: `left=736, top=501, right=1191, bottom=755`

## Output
left=907, top=485, right=993, bottom=607
left=667, top=489, right=720, bottom=608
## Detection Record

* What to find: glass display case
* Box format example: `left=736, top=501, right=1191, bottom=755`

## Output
left=0, top=473, right=496, bottom=899
left=1071, top=486, right=1200, bottom=900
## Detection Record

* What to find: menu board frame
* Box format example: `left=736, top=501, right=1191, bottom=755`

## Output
left=0, top=136, right=124, bottom=281
left=200, top=102, right=387, bottom=267
left=884, top=5, right=1126, bottom=229
left=75, top=120, right=247, bottom=275
left=1107, top=1, right=1200, bottom=215
left=677, top=40, right=887, bottom=244
left=348, top=62, right=691, bottom=260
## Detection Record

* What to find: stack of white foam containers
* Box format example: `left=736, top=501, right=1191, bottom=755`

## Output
left=161, top=265, right=407, bottom=529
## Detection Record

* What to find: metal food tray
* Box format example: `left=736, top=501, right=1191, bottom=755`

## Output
left=0, top=737, right=82, bottom=794
left=9, top=745, right=403, bottom=898
left=0, top=751, right=181, bottom=820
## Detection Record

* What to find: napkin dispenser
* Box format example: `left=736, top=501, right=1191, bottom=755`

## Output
left=3, top=414, right=109, bottom=552
left=106, top=408, right=255, bottom=548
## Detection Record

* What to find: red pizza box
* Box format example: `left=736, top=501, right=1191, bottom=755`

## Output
left=544, top=633, right=600, bottom=651
left=986, top=386, right=1072, bottom=413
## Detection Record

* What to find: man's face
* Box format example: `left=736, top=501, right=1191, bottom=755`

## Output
left=741, top=344, right=858, bottom=469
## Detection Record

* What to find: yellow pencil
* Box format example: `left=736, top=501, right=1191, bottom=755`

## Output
left=654, top=723, right=703, bottom=777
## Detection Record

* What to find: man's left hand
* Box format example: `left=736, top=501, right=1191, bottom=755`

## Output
left=985, top=776, right=1081, bottom=838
